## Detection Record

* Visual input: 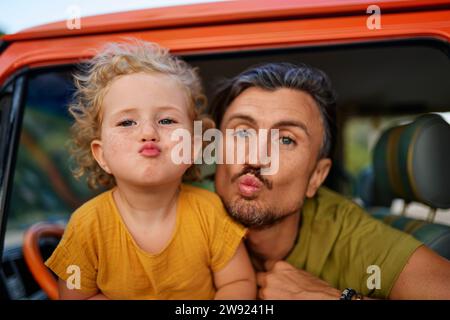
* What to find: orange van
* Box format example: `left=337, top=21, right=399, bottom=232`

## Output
left=0, top=0, right=449, bottom=300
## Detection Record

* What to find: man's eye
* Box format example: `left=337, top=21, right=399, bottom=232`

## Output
left=234, top=129, right=251, bottom=138
left=118, top=119, right=136, bottom=127
left=159, top=118, right=175, bottom=125
left=280, top=136, right=295, bottom=145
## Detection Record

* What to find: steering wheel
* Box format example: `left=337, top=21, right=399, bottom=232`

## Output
left=23, top=222, right=65, bottom=300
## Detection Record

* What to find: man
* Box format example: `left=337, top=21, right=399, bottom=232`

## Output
left=210, top=62, right=450, bottom=299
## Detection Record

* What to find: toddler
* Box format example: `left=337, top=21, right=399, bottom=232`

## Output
left=46, top=40, right=256, bottom=300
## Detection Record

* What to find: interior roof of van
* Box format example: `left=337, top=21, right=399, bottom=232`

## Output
left=186, top=39, right=450, bottom=114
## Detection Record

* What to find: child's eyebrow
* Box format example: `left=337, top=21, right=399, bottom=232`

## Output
left=155, top=105, right=185, bottom=114
left=110, top=105, right=186, bottom=120
left=111, top=107, right=139, bottom=118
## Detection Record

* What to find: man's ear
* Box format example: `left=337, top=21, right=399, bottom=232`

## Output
left=91, top=139, right=111, bottom=174
left=306, top=158, right=332, bottom=198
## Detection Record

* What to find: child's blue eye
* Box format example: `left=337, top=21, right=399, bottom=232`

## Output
left=118, top=119, right=136, bottom=127
left=280, top=136, right=295, bottom=145
left=159, top=118, right=175, bottom=125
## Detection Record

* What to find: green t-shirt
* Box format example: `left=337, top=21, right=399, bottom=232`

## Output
left=286, top=187, right=422, bottom=299
left=193, top=179, right=422, bottom=299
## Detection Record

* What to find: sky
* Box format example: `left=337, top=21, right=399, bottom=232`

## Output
left=0, top=0, right=224, bottom=34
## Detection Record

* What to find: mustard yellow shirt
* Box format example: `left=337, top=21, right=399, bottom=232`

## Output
left=45, top=184, right=246, bottom=299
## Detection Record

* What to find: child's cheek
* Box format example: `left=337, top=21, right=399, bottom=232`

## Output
left=161, top=126, right=193, bottom=145
left=104, top=130, right=135, bottom=153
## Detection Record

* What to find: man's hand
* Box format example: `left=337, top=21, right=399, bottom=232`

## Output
left=256, top=261, right=341, bottom=300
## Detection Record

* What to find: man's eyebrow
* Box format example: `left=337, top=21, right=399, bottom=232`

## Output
left=225, top=114, right=310, bottom=137
left=273, top=120, right=310, bottom=137
left=225, top=113, right=257, bottom=125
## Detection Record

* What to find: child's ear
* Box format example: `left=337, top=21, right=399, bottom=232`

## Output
left=91, top=139, right=112, bottom=174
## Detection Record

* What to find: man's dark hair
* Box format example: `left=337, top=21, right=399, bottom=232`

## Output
left=210, top=62, right=337, bottom=158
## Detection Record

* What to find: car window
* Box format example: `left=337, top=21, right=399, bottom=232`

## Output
left=3, top=69, right=98, bottom=250
left=344, top=115, right=417, bottom=179
left=344, top=113, right=450, bottom=225
left=3, top=40, right=450, bottom=249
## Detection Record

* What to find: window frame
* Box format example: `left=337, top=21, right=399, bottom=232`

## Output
left=0, top=72, right=28, bottom=258
left=0, top=36, right=449, bottom=257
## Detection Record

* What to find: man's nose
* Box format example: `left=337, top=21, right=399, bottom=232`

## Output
left=140, top=121, right=160, bottom=142
left=244, top=152, right=271, bottom=169
left=242, top=131, right=272, bottom=168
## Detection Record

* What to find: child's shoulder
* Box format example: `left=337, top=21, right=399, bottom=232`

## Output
left=180, top=183, right=224, bottom=212
left=68, top=189, right=114, bottom=227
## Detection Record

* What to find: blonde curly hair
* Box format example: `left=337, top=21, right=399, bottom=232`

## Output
left=69, top=39, right=214, bottom=189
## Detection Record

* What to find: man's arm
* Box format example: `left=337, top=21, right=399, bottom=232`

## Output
left=389, top=245, right=450, bottom=299
left=257, top=245, right=450, bottom=300
left=213, top=242, right=256, bottom=299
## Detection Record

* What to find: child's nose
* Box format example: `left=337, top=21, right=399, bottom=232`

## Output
left=140, top=122, right=160, bottom=142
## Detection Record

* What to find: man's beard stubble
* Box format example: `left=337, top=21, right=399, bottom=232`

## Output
left=223, top=165, right=301, bottom=229
left=224, top=198, right=300, bottom=229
